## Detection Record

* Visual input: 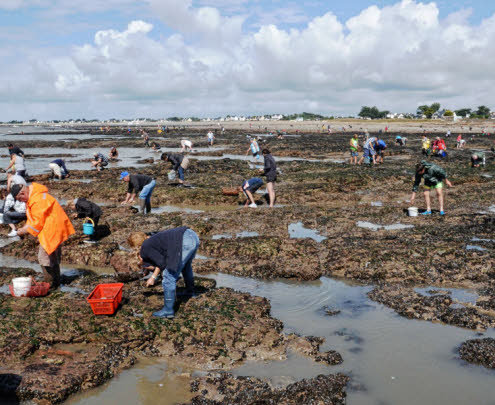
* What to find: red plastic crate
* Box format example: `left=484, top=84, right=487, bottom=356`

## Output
left=86, top=283, right=124, bottom=315
left=9, top=282, right=50, bottom=297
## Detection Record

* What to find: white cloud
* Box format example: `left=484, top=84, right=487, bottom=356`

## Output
left=2, top=0, right=495, bottom=120
left=146, top=0, right=245, bottom=44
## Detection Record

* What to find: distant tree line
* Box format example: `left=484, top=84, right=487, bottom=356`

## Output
left=454, top=106, right=491, bottom=119
left=282, top=112, right=334, bottom=121
left=358, top=106, right=390, bottom=119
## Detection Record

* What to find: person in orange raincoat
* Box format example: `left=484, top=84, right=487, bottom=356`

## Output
left=12, top=183, right=75, bottom=289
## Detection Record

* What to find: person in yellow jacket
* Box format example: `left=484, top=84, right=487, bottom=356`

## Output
left=12, top=183, right=75, bottom=289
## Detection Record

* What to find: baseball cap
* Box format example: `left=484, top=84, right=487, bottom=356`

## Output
left=120, top=171, right=129, bottom=180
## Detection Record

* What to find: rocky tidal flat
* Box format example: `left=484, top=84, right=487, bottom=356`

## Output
left=0, top=123, right=494, bottom=404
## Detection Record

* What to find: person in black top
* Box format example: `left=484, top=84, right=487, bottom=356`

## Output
left=152, top=142, right=161, bottom=151
left=108, top=147, right=119, bottom=160
left=120, top=171, right=156, bottom=214
left=71, top=198, right=102, bottom=241
left=8, top=144, right=24, bottom=157
left=140, top=226, right=200, bottom=318
left=161, top=153, right=189, bottom=185
left=71, top=198, right=102, bottom=226
left=259, top=149, right=277, bottom=207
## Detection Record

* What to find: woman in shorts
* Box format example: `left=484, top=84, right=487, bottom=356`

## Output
left=260, top=149, right=277, bottom=208
left=410, top=160, right=453, bottom=216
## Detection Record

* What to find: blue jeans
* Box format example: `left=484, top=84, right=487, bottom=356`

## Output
left=139, top=179, right=156, bottom=203
left=178, top=167, right=185, bottom=181
left=162, top=229, right=199, bottom=292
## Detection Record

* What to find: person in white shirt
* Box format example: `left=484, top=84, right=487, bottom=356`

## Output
left=207, top=131, right=215, bottom=146
left=2, top=184, right=27, bottom=236
left=180, top=139, right=193, bottom=153
left=6, top=173, right=27, bottom=193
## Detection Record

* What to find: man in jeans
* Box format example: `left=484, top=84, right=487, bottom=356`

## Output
left=162, top=153, right=189, bottom=185
left=14, top=183, right=75, bottom=289
left=120, top=171, right=156, bottom=214
left=141, top=227, right=200, bottom=318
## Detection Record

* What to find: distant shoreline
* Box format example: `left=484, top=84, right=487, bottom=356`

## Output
left=1, top=118, right=495, bottom=134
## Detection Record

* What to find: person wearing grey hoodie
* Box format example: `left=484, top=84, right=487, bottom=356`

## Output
left=410, top=160, right=453, bottom=215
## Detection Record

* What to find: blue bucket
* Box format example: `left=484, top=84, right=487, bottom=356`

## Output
left=83, top=218, right=95, bottom=235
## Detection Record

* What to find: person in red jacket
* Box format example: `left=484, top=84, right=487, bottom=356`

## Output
left=14, top=183, right=75, bottom=289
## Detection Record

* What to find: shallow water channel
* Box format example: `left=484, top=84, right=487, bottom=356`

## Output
left=59, top=273, right=495, bottom=405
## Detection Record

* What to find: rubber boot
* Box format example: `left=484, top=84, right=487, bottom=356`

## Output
left=139, top=199, right=146, bottom=215
left=145, top=199, right=151, bottom=214
left=178, top=275, right=196, bottom=297
left=43, top=265, right=60, bottom=290
left=152, top=289, right=175, bottom=318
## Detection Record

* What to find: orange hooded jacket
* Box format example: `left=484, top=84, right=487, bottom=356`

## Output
left=25, top=183, right=75, bottom=255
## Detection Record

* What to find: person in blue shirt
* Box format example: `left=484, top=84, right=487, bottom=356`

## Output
left=375, top=139, right=387, bottom=164
left=246, top=137, right=261, bottom=160
left=49, top=159, right=70, bottom=180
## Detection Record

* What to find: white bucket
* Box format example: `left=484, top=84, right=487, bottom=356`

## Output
left=12, top=277, right=32, bottom=297
left=408, top=207, right=419, bottom=217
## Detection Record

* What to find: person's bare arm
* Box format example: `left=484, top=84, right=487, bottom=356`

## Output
left=146, top=267, right=161, bottom=287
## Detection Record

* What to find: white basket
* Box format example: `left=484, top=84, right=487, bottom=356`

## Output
left=408, top=207, right=418, bottom=217
left=12, top=277, right=32, bottom=297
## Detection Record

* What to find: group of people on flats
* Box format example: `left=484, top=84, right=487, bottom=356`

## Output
left=349, top=134, right=387, bottom=165
left=4, top=126, right=484, bottom=321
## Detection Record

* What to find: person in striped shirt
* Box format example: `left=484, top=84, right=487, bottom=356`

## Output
left=91, top=152, right=109, bottom=172
left=358, top=137, right=377, bottom=165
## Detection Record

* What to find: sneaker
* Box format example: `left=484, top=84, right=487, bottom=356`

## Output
left=249, top=203, right=257, bottom=208
left=7, top=230, right=17, bottom=237
left=421, top=210, right=432, bottom=216
left=439, top=211, right=445, bottom=216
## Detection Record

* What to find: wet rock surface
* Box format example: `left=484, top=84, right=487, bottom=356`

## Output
left=1, top=126, right=495, bottom=402
left=459, top=338, right=495, bottom=369
left=183, top=372, right=349, bottom=405
left=368, top=284, right=495, bottom=330
left=0, top=270, right=341, bottom=403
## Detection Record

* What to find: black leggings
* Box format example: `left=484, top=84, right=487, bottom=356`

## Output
left=3, top=211, right=27, bottom=225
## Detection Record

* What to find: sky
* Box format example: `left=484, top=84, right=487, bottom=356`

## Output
left=1, top=0, right=495, bottom=121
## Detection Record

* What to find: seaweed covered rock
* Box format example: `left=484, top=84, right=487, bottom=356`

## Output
left=459, top=338, right=495, bottom=369
left=369, top=284, right=495, bottom=330
left=0, top=273, right=340, bottom=404
left=184, top=372, right=349, bottom=405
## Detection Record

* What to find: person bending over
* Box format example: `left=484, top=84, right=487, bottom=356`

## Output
left=49, top=159, right=70, bottom=180
left=140, top=227, right=200, bottom=318
left=120, top=172, right=156, bottom=214
left=410, top=160, right=453, bottom=216
left=239, top=177, right=264, bottom=208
